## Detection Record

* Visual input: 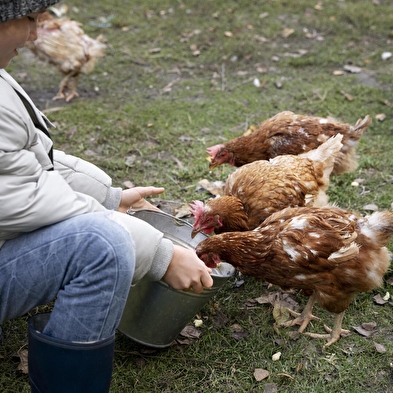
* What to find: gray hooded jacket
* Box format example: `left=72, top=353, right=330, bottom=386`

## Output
left=0, top=70, right=172, bottom=282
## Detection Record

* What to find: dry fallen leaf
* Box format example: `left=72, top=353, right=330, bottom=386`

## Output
left=314, top=1, right=323, bottom=10
left=343, top=64, right=362, bottom=73
left=123, top=180, right=135, bottom=189
left=231, top=330, right=249, bottom=340
left=353, top=322, right=377, bottom=337
left=263, top=383, right=278, bottom=393
left=362, top=321, right=378, bottom=331
left=197, top=179, right=225, bottom=196
left=282, top=28, right=294, bottom=38
left=375, top=113, right=386, bottom=121
left=340, top=90, right=354, bottom=101
left=373, top=293, right=389, bottom=305
left=254, top=368, right=269, bottom=381
left=373, top=341, right=386, bottom=353
left=272, top=303, right=291, bottom=325
left=174, top=203, right=191, bottom=218
left=17, top=349, right=29, bottom=374
left=179, top=325, right=201, bottom=339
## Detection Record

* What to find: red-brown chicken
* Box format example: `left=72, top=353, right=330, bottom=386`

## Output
left=206, top=111, right=371, bottom=175
left=190, top=134, right=343, bottom=237
left=195, top=205, right=392, bottom=347
left=25, top=12, right=106, bottom=102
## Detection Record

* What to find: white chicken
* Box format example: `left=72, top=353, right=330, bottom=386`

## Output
left=25, top=11, right=106, bottom=102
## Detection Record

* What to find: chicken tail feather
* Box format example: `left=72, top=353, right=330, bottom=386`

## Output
left=300, top=134, right=343, bottom=184
left=360, top=211, right=393, bottom=247
left=350, top=114, right=372, bottom=135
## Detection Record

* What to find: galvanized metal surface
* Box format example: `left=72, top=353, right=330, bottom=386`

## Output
left=118, top=209, right=235, bottom=348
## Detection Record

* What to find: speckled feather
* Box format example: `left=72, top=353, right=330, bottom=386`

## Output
left=207, top=111, right=371, bottom=175
left=196, top=206, right=392, bottom=314
left=25, top=12, right=106, bottom=81
left=192, top=135, right=342, bottom=235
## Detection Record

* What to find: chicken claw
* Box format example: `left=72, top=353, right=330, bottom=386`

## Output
left=303, top=312, right=350, bottom=348
left=279, top=294, right=320, bottom=333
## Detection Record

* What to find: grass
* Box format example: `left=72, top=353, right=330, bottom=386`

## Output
left=1, top=0, right=393, bottom=391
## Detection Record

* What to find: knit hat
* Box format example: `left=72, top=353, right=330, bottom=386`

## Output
left=0, top=0, right=61, bottom=23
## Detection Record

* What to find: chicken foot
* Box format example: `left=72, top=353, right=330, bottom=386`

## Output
left=303, top=311, right=350, bottom=348
left=280, top=293, right=320, bottom=333
left=53, top=71, right=80, bottom=102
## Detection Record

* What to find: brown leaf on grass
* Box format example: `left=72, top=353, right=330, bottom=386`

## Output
left=123, top=180, right=135, bottom=189
left=230, top=323, right=248, bottom=340
left=254, top=368, right=269, bottom=381
left=174, top=203, right=191, bottom=218
left=254, top=34, right=268, bottom=43
left=373, top=293, right=388, bottom=305
left=230, top=323, right=242, bottom=333
left=176, top=337, right=193, bottom=345
left=212, top=308, right=229, bottom=328
left=373, top=342, right=386, bottom=353
left=196, top=179, right=225, bottom=196
left=340, top=90, right=354, bottom=101
left=253, top=290, right=300, bottom=320
left=179, top=325, right=201, bottom=339
left=282, top=28, right=294, bottom=38
left=17, top=349, right=28, bottom=374
left=353, top=322, right=378, bottom=337
left=272, top=303, right=290, bottom=325
left=362, top=322, right=378, bottom=331
left=254, top=294, right=272, bottom=304
left=263, top=383, right=278, bottom=393
left=231, top=331, right=249, bottom=340
left=343, top=64, right=362, bottom=73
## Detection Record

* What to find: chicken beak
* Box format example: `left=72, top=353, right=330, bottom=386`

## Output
left=208, top=161, right=219, bottom=170
left=191, top=228, right=200, bottom=239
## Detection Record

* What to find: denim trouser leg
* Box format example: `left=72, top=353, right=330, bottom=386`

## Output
left=0, top=211, right=135, bottom=342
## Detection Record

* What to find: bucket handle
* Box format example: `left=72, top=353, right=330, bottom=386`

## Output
left=127, top=208, right=192, bottom=228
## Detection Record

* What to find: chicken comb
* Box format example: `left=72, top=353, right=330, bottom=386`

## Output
left=206, top=145, right=221, bottom=158
left=189, top=200, right=205, bottom=225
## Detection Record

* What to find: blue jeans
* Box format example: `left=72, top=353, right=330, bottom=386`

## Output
left=0, top=212, right=135, bottom=342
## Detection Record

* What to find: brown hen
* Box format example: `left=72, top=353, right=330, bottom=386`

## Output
left=190, top=134, right=343, bottom=237
left=207, top=111, right=371, bottom=175
left=195, top=205, right=392, bottom=347
left=25, top=12, right=106, bottom=102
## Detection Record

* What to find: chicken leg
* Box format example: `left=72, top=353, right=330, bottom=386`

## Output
left=280, top=293, right=320, bottom=332
left=53, top=71, right=80, bottom=102
left=303, top=311, right=350, bottom=348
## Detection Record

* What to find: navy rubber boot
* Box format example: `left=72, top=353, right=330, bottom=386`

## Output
left=28, top=313, right=115, bottom=393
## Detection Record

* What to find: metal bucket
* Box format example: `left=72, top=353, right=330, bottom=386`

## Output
left=118, top=210, right=235, bottom=348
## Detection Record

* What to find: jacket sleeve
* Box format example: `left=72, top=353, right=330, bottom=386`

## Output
left=53, top=150, right=122, bottom=210
left=0, top=98, right=106, bottom=239
left=109, top=211, right=174, bottom=283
